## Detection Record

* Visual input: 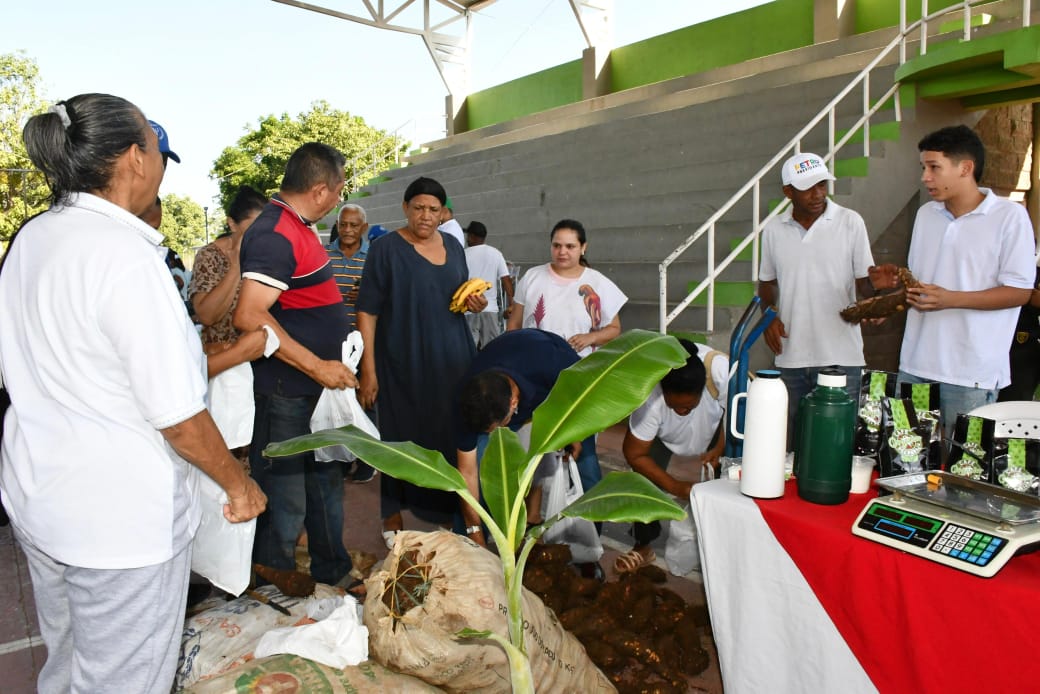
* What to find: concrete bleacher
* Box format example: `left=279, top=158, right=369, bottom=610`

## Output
left=348, top=26, right=968, bottom=345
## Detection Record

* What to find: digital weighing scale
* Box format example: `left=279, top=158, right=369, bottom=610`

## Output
left=852, top=471, right=1040, bottom=577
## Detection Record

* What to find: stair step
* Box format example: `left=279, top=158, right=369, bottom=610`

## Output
left=869, top=83, right=916, bottom=113
left=836, top=119, right=901, bottom=146
left=834, top=156, right=869, bottom=178
left=685, top=281, right=756, bottom=307
left=729, top=237, right=754, bottom=262
left=938, top=12, right=991, bottom=34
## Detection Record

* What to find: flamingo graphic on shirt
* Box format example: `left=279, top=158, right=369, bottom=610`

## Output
left=578, top=284, right=602, bottom=329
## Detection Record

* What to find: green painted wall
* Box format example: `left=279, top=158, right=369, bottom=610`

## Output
left=463, top=0, right=815, bottom=132
left=610, top=0, right=815, bottom=91
left=855, top=0, right=965, bottom=34
left=465, top=60, right=583, bottom=131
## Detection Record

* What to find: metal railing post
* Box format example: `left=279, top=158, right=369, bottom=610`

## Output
left=707, top=225, right=715, bottom=334
left=900, top=0, right=907, bottom=63
left=863, top=72, right=871, bottom=159
left=921, top=0, right=929, bottom=55
left=659, top=263, right=668, bottom=333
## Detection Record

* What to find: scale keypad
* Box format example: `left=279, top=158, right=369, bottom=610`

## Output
left=929, top=524, right=1005, bottom=567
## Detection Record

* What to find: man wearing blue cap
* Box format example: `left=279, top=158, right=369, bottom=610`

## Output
left=142, top=121, right=191, bottom=310
left=149, top=120, right=181, bottom=168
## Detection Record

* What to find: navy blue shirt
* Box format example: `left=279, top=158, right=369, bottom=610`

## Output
left=456, top=329, right=579, bottom=452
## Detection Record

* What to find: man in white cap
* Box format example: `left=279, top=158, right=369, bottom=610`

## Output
left=757, top=152, right=896, bottom=443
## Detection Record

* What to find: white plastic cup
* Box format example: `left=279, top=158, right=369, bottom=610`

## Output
left=850, top=456, right=875, bottom=494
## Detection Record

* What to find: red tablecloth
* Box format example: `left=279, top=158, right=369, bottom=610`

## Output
left=755, top=480, right=1040, bottom=694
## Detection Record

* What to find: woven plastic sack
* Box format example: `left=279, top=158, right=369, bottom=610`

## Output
left=182, top=654, right=445, bottom=693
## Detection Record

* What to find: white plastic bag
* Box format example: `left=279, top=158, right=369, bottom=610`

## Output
left=208, top=361, right=254, bottom=449
left=665, top=503, right=700, bottom=576
left=310, top=331, right=379, bottom=462
left=541, top=453, right=603, bottom=563
left=254, top=595, right=368, bottom=669
left=189, top=467, right=256, bottom=596
left=205, top=324, right=278, bottom=449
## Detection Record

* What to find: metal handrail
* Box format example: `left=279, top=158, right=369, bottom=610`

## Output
left=659, top=0, right=1029, bottom=335
left=344, top=119, right=414, bottom=192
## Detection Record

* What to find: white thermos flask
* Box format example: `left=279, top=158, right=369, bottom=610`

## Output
left=730, top=370, right=788, bottom=498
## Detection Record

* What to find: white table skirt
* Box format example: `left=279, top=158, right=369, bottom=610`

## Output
left=691, top=479, right=877, bottom=694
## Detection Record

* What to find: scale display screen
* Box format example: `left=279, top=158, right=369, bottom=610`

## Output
left=858, top=502, right=942, bottom=549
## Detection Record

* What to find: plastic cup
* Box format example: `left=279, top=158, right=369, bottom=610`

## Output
left=850, top=456, right=875, bottom=494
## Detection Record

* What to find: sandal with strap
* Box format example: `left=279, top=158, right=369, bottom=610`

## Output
left=613, top=548, right=656, bottom=575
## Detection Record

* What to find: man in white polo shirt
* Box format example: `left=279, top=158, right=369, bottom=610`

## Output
left=758, top=152, right=896, bottom=444
left=900, top=125, right=1035, bottom=433
left=616, top=339, right=728, bottom=573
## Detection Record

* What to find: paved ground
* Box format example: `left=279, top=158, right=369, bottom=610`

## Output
left=0, top=422, right=722, bottom=693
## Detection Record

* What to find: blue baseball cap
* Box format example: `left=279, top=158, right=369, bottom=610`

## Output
left=148, top=120, right=181, bottom=163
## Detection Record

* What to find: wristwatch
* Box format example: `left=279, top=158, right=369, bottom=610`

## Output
left=465, top=525, right=481, bottom=535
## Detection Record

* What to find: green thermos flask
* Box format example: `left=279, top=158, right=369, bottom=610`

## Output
left=794, top=368, right=856, bottom=505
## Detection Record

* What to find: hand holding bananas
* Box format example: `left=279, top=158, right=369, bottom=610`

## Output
left=450, top=278, right=492, bottom=313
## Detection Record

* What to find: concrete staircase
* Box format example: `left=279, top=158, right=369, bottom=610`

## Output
left=344, top=26, right=981, bottom=346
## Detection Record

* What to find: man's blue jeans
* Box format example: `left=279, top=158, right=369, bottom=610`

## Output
left=778, top=366, right=862, bottom=451
left=250, top=391, right=352, bottom=585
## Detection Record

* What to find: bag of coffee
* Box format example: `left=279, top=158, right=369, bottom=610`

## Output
left=879, top=398, right=928, bottom=477
left=854, top=370, right=898, bottom=457
left=947, top=414, right=995, bottom=482
left=899, top=381, right=942, bottom=467
left=991, top=437, right=1040, bottom=495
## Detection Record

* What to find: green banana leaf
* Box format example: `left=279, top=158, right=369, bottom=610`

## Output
left=559, top=471, right=686, bottom=523
left=479, top=427, right=527, bottom=539
left=528, top=330, right=688, bottom=456
left=264, top=426, right=467, bottom=493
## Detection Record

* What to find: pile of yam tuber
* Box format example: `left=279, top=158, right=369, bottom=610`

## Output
left=523, top=544, right=711, bottom=694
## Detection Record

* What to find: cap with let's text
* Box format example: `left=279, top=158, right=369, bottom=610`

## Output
left=780, top=152, right=834, bottom=190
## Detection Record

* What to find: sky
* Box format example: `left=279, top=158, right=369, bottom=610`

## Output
left=7, top=0, right=768, bottom=209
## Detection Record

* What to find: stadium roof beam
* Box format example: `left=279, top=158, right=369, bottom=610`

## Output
left=271, top=0, right=499, bottom=100
left=568, top=0, right=613, bottom=52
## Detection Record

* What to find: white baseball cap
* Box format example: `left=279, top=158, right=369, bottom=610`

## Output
left=780, top=152, right=835, bottom=190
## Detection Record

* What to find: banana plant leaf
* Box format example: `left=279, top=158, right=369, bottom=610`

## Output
left=263, top=425, right=467, bottom=493
left=479, top=427, right=527, bottom=539
left=558, top=471, right=686, bottom=523
left=528, top=330, right=687, bottom=457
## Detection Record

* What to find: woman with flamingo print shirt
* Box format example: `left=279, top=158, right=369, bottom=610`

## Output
left=507, top=219, right=627, bottom=357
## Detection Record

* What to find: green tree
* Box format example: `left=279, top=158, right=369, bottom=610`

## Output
left=0, top=51, right=49, bottom=245
left=211, top=100, right=406, bottom=210
left=159, top=193, right=208, bottom=261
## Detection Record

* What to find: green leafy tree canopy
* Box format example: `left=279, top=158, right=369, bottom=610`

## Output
left=159, top=193, right=208, bottom=262
left=1, top=51, right=48, bottom=245
left=211, top=100, right=406, bottom=211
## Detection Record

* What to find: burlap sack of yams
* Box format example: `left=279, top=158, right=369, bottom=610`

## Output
left=364, top=530, right=616, bottom=693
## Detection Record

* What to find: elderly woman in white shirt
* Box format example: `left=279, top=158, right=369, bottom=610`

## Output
left=0, top=93, right=265, bottom=694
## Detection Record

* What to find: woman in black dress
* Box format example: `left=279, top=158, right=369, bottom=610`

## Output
left=357, top=177, right=486, bottom=546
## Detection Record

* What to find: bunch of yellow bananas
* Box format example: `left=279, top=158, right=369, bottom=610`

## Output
left=450, top=277, right=492, bottom=313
